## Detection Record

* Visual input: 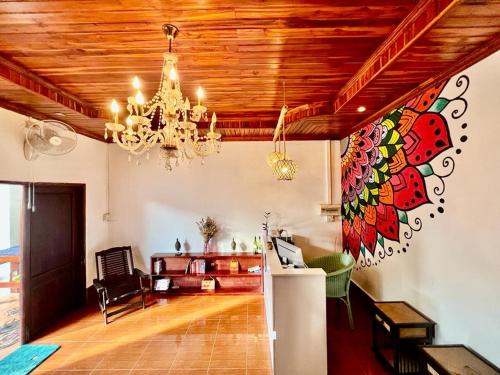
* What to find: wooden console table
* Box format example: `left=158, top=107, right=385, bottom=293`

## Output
left=419, top=345, right=499, bottom=375
left=373, top=301, right=436, bottom=374
left=150, top=252, right=263, bottom=295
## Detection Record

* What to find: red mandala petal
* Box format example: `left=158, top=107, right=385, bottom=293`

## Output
left=390, top=166, right=429, bottom=210
left=403, top=112, right=452, bottom=165
left=361, top=221, right=377, bottom=255
left=376, top=204, right=399, bottom=241
left=347, top=226, right=361, bottom=260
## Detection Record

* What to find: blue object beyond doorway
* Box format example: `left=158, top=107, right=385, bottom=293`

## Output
left=0, top=183, right=23, bottom=359
left=0, top=344, right=60, bottom=374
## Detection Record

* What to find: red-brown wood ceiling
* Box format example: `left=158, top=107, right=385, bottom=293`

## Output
left=0, top=0, right=498, bottom=141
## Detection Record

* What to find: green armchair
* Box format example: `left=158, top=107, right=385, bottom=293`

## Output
left=307, top=252, right=355, bottom=328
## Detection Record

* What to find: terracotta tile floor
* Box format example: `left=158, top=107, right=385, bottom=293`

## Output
left=31, top=295, right=271, bottom=375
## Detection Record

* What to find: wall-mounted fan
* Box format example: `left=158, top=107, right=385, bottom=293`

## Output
left=24, top=119, right=77, bottom=160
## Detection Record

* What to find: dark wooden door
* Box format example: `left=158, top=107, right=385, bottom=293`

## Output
left=22, top=184, right=85, bottom=342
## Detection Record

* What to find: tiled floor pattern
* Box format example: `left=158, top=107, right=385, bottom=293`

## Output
left=32, top=295, right=271, bottom=375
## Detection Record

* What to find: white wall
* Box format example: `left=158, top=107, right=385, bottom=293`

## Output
left=108, top=141, right=342, bottom=270
left=0, top=106, right=343, bottom=284
left=0, top=108, right=109, bottom=284
left=352, top=52, right=500, bottom=365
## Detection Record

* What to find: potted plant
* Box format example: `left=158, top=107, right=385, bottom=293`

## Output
left=262, top=212, right=271, bottom=238
left=197, top=216, right=218, bottom=254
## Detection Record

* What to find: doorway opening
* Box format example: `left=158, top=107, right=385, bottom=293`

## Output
left=0, top=183, right=23, bottom=358
left=0, top=182, right=86, bottom=355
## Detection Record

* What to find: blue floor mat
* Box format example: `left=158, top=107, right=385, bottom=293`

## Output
left=0, top=344, right=60, bottom=374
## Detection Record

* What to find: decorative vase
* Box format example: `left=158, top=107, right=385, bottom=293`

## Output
left=231, top=238, right=237, bottom=253
left=203, top=239, right=211, bottom=254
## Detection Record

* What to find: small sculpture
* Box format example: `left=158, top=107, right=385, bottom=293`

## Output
left=175, top=238, right=182, bottom=255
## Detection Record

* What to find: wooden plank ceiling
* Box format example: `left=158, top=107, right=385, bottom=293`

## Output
left=0, top=0, right=498, bottom=141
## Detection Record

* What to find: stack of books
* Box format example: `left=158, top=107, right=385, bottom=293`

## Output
left=190, top=259, right=206, bottom=274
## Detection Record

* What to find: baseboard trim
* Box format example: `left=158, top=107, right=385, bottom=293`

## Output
left=86, top=285, right=98, bottom=307
left=351, top=280, right=376, bottom=308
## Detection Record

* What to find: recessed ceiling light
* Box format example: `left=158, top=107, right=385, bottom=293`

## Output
left=54, top=112, right=66, bottom=117
left=357, top=106, right=366, bottom=113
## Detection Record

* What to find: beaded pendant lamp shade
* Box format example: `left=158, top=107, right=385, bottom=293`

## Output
left=272, top=114, right=298, bottom=180
left=269, top=83, right=298, bottom=181
left=266, top=140, right=284, bottom=167
left=273, top=157, right=298, bottom=180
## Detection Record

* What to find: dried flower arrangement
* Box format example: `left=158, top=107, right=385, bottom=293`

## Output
left=196, top=216, right=218, bottom=252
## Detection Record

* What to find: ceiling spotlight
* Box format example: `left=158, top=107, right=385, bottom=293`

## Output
left=357, top=106, right=366, bottom=113
left=54, top=112, right=66, bottom=117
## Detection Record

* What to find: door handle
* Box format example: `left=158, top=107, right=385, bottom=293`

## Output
left=26, top=183, right=36, bottom=212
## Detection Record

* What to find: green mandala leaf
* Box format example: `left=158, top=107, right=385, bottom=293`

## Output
left=417, top=163, right=434, bottom=177
left=377, top=234, right=384, bottom=247
left=428, top=98, right=449, bottom=113
left=397, top=209, right=408, bottom=224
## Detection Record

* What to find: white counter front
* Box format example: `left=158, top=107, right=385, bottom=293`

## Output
left=264, top=247, right=327, bottom=375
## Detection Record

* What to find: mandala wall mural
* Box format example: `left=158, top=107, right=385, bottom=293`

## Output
left=341, top=75, right=470, bottom=267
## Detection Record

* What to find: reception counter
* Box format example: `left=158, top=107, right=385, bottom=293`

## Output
left=264, top=246, right=327, bottom=375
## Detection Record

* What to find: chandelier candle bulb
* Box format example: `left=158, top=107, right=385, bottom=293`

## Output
left=210, top=113, right=217, bottom=133
left=169, top=67, right=177, bottom=81
left=132, top=76, right=141, bottom=90
left=197, top=86, right=204, bottom=106
left=111, top=99, right=119, bottom=123
left=135, top=91, right=145, bottom=114
left=135, top=91, right=145, bottom=106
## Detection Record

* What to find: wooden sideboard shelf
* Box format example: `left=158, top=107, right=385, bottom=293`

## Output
left=150, top=252, right=263, bottom=295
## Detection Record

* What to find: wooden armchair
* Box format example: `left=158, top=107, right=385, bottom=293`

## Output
left=93, top=246, right=148, bottom=324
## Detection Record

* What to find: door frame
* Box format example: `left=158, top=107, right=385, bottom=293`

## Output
left=0, top=181, right=86, bottom=343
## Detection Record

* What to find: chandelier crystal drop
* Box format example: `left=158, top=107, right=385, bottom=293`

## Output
left=105, top=24, right=221, bottom=170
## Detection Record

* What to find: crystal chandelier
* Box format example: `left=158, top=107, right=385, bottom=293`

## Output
left=105, top=24, right=221, bottom=170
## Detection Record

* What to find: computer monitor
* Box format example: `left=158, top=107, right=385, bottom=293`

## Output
left=276, top=238, right=304, bottom=267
